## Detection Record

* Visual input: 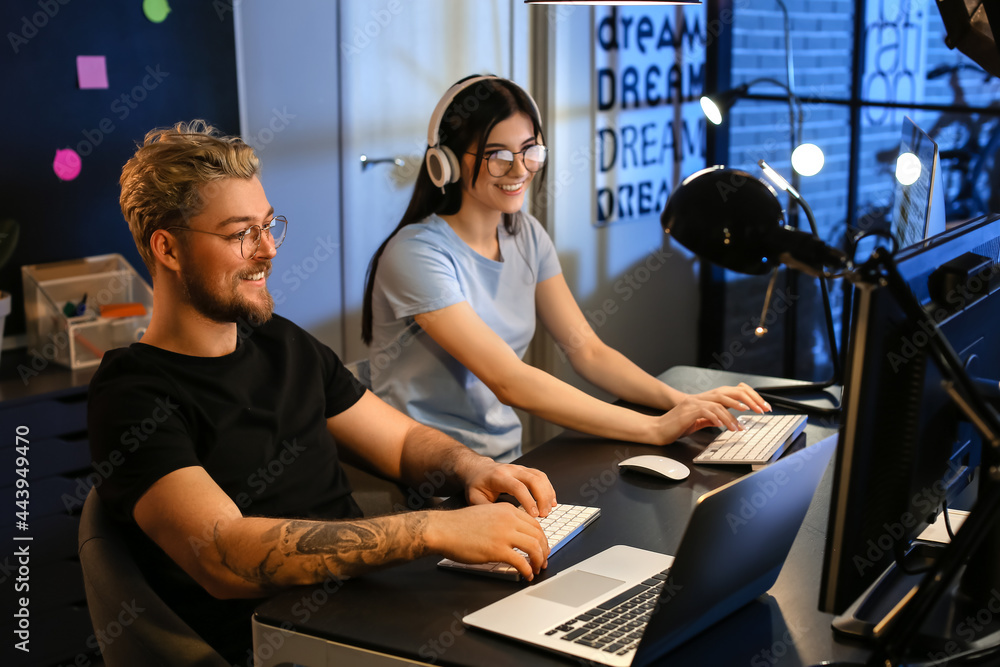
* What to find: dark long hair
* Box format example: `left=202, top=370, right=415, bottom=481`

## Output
left=361, top=75, right=546, bottom=345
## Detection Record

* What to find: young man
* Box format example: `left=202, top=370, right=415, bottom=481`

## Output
left=88, top=120, right=557, bottom=662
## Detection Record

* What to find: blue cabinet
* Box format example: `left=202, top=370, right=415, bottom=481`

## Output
left=1, top=353, right=98, bottom=667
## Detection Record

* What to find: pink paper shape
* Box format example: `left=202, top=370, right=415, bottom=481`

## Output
left=53, top=148, right=82, bottom=181
left=77, top=56, right=108, bottom=89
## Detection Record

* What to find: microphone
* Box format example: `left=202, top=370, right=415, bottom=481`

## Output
left=768, top=227, right=849, bottom=277
left=755, top=268, right=781, bottom=337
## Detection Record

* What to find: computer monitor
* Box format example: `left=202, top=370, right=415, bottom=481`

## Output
left=890, top=117, right=947, bottom=252
left=819, top=213, right=1000, bottom=641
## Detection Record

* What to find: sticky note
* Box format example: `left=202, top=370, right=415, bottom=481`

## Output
left=53, top=149, right=82, bottom=181
left=143, top=0, right=171, bottom=23
left=77, top=56, right=108, bottom=89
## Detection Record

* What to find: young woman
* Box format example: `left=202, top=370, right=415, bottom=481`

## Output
left=362, top=75, right=769, bottom=463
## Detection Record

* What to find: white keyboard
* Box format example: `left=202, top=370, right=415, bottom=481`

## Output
left=694, top=413, right=807, bottom=467
left=437, top=503, right=600, bottom=581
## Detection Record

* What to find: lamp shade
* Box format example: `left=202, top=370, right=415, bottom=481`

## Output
left=698, top=84, right=751, bottom=126
left=661, top=166, right=847, bottom=276
left=661, top=167, right=783, bottom=275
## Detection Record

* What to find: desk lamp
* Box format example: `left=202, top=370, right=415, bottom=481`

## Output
left=700, top=0, right=824, bottom=179
left=700, top=79, right=825, bottom=179
left=660, top=165, right=844, bottom=415
left=663, top=165, right=1000, bottom=665
left=758, top=159, right=842, bottom=381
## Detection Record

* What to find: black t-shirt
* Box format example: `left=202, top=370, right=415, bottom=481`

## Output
left=87, top=314, right=367, bottom=662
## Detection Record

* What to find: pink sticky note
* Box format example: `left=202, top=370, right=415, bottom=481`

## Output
left=53, top=148, right=82, bottom=181
left=77, top=56, right=108, bottom=89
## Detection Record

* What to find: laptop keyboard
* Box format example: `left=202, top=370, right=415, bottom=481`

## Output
left=438, top=503, right=600, bottom=581
left=544, top=567, right=671, bottom=656
left=694, top=413, right=807, bottom=466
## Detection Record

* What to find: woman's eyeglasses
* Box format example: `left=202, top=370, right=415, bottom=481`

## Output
left=166, top=216, right=288, bottom=259
left=469, top=145, right=548, bottom=178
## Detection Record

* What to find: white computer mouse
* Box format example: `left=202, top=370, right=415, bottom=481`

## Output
left=618, top=455, right=690, bottom=481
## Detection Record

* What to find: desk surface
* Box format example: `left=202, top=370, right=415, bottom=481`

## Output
left=0, top=346, right=97, bottom=404
left=254, top=366, right=870, bottom=666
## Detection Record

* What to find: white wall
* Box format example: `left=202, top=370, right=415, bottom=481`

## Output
left=236, top=0, right=528, bottom=359
left=338, top=1, right=528, bottom=364
left=540, top=7, right=699, bottom=402
left=235, top=0, right=344, bottom=351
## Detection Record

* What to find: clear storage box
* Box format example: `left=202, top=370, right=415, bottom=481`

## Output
left=21, top=254, right=153, bottom=369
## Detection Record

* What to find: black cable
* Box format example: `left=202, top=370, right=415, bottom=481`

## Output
left=942, top=500, right=957, bottom=541
left=847, top=228, right=898, bottom=263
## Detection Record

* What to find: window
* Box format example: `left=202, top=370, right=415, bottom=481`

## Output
left=707, top=0, right=1000, bottom=381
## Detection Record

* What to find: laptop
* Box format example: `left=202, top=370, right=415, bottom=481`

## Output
left=463, top=434, right=837, bottom=666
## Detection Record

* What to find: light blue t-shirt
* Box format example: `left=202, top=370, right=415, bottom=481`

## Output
left=368, top=212, right=562, bottom=462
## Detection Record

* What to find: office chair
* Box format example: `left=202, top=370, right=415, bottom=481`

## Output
left=78, top=488, right=229, bottom=667
left=341, top=357, right=428, bottom=516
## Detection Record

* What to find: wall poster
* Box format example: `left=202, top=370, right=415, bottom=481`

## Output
left=593, top=4, right=707, bottom=225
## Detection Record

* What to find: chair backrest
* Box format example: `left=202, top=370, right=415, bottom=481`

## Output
left=78, top=488, right=229, bottom=667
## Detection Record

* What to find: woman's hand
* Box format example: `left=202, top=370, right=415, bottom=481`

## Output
left=652, top=397, right=746, bottom=444
left=650, top=381, right=771, bottom=444
left=689, top=382, right=771, bottom=414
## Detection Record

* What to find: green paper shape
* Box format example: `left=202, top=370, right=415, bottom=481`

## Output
left=143, top=0, right=171, bottom=23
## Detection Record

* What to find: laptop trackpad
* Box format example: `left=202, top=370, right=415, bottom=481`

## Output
left=526, top=570, right=625, bottom=607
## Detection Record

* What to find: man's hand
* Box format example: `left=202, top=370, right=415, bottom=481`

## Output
left=463, top=461, right=558, bottom=518
left=425, top=503, right=550, bottom=580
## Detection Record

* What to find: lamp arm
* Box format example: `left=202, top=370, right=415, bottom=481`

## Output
left=773, top=0, right=795, bottom=96
left=744, top=76, right=802, bottom=221
left=772, top=0, right=798, bottom=149
left=796, top=94, right=804, bottom=152
left=745, top=77, right=795, bottom=98
left=726, top=77, right=805, bottom=151
left=858, top=247, right=1000, bottom=664
left=773, top=180, right=843, bottom=381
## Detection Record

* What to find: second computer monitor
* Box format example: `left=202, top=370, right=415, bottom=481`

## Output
left=890, top=116, right=947, bottom=252
left=819, top=213, right=999, bottom=637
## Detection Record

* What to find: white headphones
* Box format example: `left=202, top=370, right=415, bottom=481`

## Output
left=425, top=75, right=541, bottom=190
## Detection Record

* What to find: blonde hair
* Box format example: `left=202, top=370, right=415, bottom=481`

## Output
left=119, top=120, right=260, bottom=275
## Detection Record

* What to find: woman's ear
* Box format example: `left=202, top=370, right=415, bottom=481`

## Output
left=461, top=149, right=481, bottom=187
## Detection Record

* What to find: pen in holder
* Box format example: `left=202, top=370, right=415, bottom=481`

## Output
left=22, top=254, right=153, bottom=370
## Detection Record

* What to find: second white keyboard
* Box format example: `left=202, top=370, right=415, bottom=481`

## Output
left=437, top=503, right=600, bottom=581
left=694, top=413, right=808, bottom=467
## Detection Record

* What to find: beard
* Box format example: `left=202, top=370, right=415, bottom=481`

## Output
left=181, top=260, right=275, bottom=327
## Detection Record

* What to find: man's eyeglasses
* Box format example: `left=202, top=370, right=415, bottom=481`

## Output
left=468, top=145, right=548, bottom=178
left=166, top=216, right=287, bottom=259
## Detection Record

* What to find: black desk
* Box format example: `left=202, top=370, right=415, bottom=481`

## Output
left=252, top=366, right=870, bottom=666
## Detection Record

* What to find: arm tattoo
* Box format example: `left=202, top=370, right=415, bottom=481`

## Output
left=214, top=513, right=431, bottom=588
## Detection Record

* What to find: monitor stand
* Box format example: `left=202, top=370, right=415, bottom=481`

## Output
left=832, top=541, right=1000, bottom=662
